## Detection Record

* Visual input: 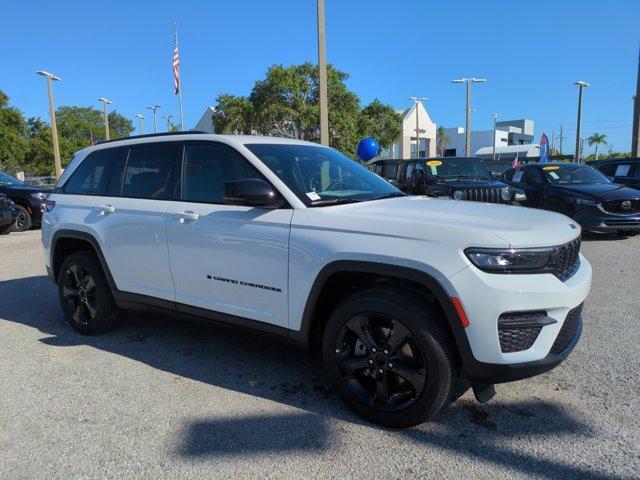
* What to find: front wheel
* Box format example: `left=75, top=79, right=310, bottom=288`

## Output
left=322, top=287, right=459, bottom=427
left=58, top=251, right=117, bottom=334
left=13, top=205, right=32, bottom=231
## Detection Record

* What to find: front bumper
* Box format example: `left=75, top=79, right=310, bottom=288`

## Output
left=448, top=254, right=591, bottom=384
left=573, top=206, right=640, bottom=233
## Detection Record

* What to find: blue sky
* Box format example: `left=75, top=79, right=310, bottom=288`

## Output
left=1, top=0, right=639, bottom=154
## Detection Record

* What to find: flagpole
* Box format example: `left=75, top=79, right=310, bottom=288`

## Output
left=174, top=23, right=185, bottom=131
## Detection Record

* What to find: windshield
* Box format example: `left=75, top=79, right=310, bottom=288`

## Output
left=0, top=172, right=24, bottom=186
left=424, top=158, right=490, bottom=179
left=542, top=164, right=611, bottom=185
left=245, top=144, right=402, bottom=206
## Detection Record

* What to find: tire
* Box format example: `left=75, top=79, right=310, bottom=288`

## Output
left=0, top=222, right=15, bottom=235
left=58, top=251, right=117, bottom=334
left=13, top=205, right=32, bottom=231
left=322, top=286, right=459, bottom=428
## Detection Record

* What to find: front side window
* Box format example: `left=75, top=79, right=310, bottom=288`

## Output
left=63, top=149, right=116, bottom=195
left=179, top=144, right=263, bottom=203
left=542, top=164, right=611, bottom=185
left=121, top=144, right=176, bottom=199
left=380, top=163, right=399, bottom=180
left=522, top=167, right=543, bottom=185
left=245, top=144, right=400, bottom=206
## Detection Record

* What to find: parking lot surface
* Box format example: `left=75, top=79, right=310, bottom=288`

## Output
left=0, top=230, right=638, bottom=479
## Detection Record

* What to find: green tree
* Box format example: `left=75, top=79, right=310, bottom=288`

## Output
left=436, top=125, right=451, bottom=157
left=358, top=99, right=402, bottom=150
left=213, top=63, right=398, bottom=157
left=23, top=117, right=56, bottom=176
left=0, top=90, right=28, bottom=173
left=587, top=132, right=607, bottom=161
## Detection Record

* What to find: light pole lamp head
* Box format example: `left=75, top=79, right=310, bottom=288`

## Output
left=36, top=70, right=61, bottom=81
left=147, top=104, right=163, bottom=111
left=136, top=114, right=145, bottom=119
left=470, top=78, right=487, bottom=83
left=574, top=81, right=590, bottom=88
left=451, top=79, right=466, bottom=84
left=98, top=97, right=112, bottom=105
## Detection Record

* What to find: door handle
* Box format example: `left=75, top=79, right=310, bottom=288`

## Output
left=97, top=204, right=116, bottom=215
left=174, top=210, right=200, bottom=223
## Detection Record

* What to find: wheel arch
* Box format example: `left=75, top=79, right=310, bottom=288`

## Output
left=291, top=260, right=474, bottom=369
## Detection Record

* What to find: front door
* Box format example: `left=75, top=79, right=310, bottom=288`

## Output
left=166, top=142, right=292, bottom=328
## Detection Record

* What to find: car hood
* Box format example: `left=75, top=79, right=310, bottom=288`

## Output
left=552, top=183, right=640, bottom=200
left=1, top=184, right=52, bottom=194
left=294, top=196, right=579, bottom=248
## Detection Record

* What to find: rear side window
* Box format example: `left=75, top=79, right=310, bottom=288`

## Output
left=179, top=143, right=262, bottom=204
left=63, top=149, right=117, bottom=195
left=122, top=144, right=176, bottom=200
left=597, top=163, right=616, bottom=176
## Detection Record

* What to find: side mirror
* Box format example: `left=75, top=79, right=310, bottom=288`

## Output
left=223, top=178, right=284, bottom=208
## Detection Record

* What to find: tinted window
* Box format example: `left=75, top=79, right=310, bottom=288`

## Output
left=597, top=163, right=616, bottom=176
left=404, top=162, right=424, bottom=180
left=122, top=144, right=176, bottom=199
left=522, top=167, right=543, bottom=185
left=542, top=164, right=610, bottom=185
left=180, top=144, right=262, bottom=203
left=632, top=165, right=640, bottom=179
left=502, top=169, right=515, bottom=181
left=64, top=149, right=117, bottom=195
left=424, top=158, right=490, bottom=178
left=381, top=163, right=399, bottom=180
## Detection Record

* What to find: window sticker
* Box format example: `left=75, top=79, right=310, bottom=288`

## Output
left=548, top=171, right=560, bottom=180
left=306, top=191, right=321, bottom=201
left=512, top=171, right=524, bottom=182
left=615, top=164, right=631, bottom=177
left=543, top=166, right=559, bottom=171
left=426, top=160, right=442, bottom=167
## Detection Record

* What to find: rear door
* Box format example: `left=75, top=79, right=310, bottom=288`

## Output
left=166, top=142, right=292, bottom=328
left=90, top=143, right=178, bottom=301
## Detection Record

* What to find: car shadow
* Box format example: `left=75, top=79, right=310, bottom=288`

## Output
left=581, top=231, right=634, bottom=242
left=0, top=275, right=625, bottom=479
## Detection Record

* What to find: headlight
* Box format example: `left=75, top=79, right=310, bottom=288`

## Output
left=572, top=197, right=599, bottom=206
left=465, top=247, right=556, bottom=273
left=453, top=190, right=467, bottom=200
left=30, top=192, right=48, bottom=201
left=501, top=187, right=511, bottom=201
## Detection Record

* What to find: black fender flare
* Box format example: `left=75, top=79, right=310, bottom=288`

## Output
left=290, top=260, right=474, bottom=369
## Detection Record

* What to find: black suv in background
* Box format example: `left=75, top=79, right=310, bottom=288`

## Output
left=593, top=158, right=640, bottom=190
left=0, top=193, right=17, bottom=235
left=0, top=172, right=51, bottom=231
left=501, top=162, right=640, bottom=235
left=370, top=157, right=518, bottom=204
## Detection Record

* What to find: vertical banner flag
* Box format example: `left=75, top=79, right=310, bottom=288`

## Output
left=540, top=133, right=549, bottom=163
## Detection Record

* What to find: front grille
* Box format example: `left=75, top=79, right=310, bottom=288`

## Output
left=552, top=237, right=581, bottom=281
left=601, top=199, right=640, bottom=215
left=466, top=188, right=505, bottom=204
left=498, top=310, right=553, bottom=353
left=550, top=304, right=583, bottom=355
left=603, top=220, right=640, bottom=226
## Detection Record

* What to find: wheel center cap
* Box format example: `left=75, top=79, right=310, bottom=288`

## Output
left=374, top=353, right=386, bottom=366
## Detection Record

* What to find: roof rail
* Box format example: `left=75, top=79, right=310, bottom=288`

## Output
left=95, top=130, right=209, bottom=145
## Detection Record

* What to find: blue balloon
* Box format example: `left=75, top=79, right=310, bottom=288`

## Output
left=356, top=137, right=379, bottom=161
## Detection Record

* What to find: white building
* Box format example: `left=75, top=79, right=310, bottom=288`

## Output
left=475, top=144, right=540, bottom=161
left=380, top=102, right=436, bottom=159
left=442, top=119, right=535, bottom=157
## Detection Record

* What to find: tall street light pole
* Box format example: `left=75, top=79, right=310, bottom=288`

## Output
left=162, top=114, right=175, bottom=132
left=410, top=97, right=427, bottom=158
left=97, top=97, right=112, bottom=140
left=36, top=71, right=62, bottom=178
left=147, top=104, right=163, bottom=134
left=452, top=78, right=486, bottom=156
left=135, top=114, right=145, bottom=135
left=573, top=81, right=590, bottom=163
left=317, top=0, right=329, bottom=146
left=492, top=112, right=501, bottom=162
left=632, top=47, right=640, bottom=157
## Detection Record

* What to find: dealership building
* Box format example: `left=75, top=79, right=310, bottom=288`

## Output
left=379, top=102, right=437, bottom=159
left=442, top=119, right=535, bottom=157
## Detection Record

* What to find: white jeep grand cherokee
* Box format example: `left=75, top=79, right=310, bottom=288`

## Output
left=42, top=133, right=591, bottom=427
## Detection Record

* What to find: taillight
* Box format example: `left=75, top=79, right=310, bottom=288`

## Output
left=45, top=199, right=56, bottom=212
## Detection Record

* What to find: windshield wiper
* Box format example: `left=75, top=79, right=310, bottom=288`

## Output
left=371, top=192, right=406, bottom=200
left=309, top=198, right=365, bottom=207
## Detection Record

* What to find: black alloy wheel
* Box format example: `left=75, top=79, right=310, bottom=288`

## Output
left=14, top=205, right=31, bottom=231
left=61, top=264, right=98, bottom=326
left=335, top=313, right=427, bottom=412
left=58, top=251, right=117, bottom=334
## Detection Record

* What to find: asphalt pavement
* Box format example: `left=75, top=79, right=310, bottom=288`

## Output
left=0, top=230, right=638, bottom=479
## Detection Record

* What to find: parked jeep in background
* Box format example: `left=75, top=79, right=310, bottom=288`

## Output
left=0, top=171, right=51, bottom=231
left=369, top=157, right=523, bottom=204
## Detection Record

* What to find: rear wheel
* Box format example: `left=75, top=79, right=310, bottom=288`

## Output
left=14, top=205, right=32, bottom=231
left=58, top=251, right=117, bottom=334
left=322, top=287, right=458, bottom=427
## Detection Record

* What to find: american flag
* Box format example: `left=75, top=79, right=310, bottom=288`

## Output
left=172, top=28, right=180, bottom=95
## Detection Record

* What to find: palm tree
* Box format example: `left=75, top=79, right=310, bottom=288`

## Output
left=587, top=133, right=607, bottom=161
left=436, top=125, right=451, bottom=157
